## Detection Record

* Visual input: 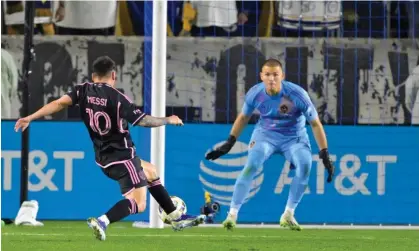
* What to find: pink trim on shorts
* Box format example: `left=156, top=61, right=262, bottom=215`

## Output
left=96, top=158, right=133, bottom=168
left=124, top=161, right=140, bottom=184
left=123, top=188, right=134, bottom=197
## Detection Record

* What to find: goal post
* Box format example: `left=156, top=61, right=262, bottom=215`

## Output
left=148, top=0, right=167, bottom=229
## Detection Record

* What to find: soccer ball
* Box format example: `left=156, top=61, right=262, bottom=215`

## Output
left=158, top=196, right=187, bottom=224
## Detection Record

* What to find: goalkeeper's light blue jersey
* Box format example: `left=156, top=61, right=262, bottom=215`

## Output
left=242, top=81, right=318, bottom=136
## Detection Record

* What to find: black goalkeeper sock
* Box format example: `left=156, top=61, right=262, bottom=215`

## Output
left=148, top=178, right=176, bottom=214
left=105, top=198, right=138, bottom=224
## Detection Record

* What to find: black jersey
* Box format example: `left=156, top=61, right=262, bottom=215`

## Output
left=66, top=82, right=146, bottom=168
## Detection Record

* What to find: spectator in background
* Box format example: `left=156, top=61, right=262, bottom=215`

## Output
left=55, top=0, right=117, bottom=36
left=403, top=64, right=419, bottom=124
left=36, top=0, right=64, bottom=35
left=4, top=0, right=64, bottom=35
left=180, top=0, right=260, bottom=37
left=1, top=48, right=18, bottom=119
left=272, top=0, right=342, bottom=38
left=167, top=1, right=184, bottom=36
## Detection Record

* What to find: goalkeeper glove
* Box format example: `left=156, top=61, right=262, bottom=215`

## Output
left=205, top=135, right=236, bottom=160
left=319, top=148, right=335, bottom=183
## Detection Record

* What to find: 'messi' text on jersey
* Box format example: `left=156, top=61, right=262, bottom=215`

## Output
left=87, top=96, right=108, bottom=106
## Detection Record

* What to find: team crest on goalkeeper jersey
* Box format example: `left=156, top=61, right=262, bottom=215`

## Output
left=278, top=96, right=294, bottom=116
left=280, top=104, right=288, bottom=114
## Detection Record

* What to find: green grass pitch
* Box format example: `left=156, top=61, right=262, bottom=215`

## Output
left=2, top=221, right=419, bottom=251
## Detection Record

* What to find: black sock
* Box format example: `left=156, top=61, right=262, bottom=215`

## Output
left=105, top=198, right=138, bottom=224
left=148, top=178, right=176, bottom=214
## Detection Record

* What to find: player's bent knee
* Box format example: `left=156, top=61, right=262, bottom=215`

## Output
left=302, top=158, right=312, bottom=175
left=292, top=149, right=312, bottom=180
left=242, top=164, right=260, bottom=177
left=126, top=187, right=147, bottom=212
left=136, top=202, right=147, bottom=213
left=246, top=148, right=267, bottom=170
left=134, top=196, right=147, bottom=213
left=246, top=155, right=264, bottom=167
left=244, top=159, right=264, bottom=175
left=295, top=162, right=311, bottom=179
left=298, top=167, right=311, bottom=184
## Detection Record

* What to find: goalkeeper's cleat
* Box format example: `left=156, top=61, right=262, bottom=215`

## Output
left=222, top=213, right=237, bottom=231
left=279, top=211, right=302, bottom=231
left=87, top=217, right=107, bottom=241
left=171, top=214, right=206, bottom=231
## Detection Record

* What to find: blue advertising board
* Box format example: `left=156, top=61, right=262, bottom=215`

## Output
left=1, top=121, right=150, bottom=221
left=165, top=124, right=419, bottom=225
left=2, top=121, right=419, bottom=224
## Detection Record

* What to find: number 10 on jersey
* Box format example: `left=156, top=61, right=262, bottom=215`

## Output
left=86, top=108, right=111, bottom=135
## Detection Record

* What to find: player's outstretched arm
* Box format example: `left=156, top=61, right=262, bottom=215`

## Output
left=205, top=112, right=251, bottom=160
left=230, top=112, right=251, bottom=139
left=137, top=115, right=183, bottom=128
left=119, top=92, right=183, bottom=128
left=310, top=118, right=327, bottom=150
left=14, top=95, right=72, bottom=132
left=310, top=118, right=335, bottom=182
left=295, top=87, right=335, bottom=183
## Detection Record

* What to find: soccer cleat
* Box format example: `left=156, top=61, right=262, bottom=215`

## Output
left=171, top=214, right=206, bottom=231
left=279, top=211, right=301, bottom=231
left=222, top=213, right=237, bottom=231
left=87, top=217, right=107, bottom=241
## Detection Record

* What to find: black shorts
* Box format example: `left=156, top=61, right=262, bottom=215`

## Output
left=102, top=157, right=148, bottom=196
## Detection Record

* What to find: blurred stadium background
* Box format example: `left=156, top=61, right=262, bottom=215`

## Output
left=1, top=1, right=419, bottom=248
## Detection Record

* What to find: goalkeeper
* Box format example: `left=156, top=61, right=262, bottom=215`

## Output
left=205, top=59, right=335, bottom=231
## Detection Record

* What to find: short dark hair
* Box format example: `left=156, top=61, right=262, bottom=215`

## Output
left=262, top=58, right=283, bottom=69
left=92, top=56, right=116, bottom=77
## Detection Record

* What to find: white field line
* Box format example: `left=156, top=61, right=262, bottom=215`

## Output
left=4, top=223, right=419, bottom=230
left=133, top=223, right=419, bottom=230
left=2, top=232, right=417, bottom=241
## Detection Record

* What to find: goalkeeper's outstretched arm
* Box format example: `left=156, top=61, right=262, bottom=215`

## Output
left=229, top=112, right=251, bottom=140
left=297, top=88, right=335, bottom=183
left=309, top=118, right=328, bottom=151
left=309, top=117, right=335, bottom=183
left=205, top=112, right=251, bottom=160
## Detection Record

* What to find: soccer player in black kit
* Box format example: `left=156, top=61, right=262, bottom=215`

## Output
left=14, top=56, right=205, bottom=241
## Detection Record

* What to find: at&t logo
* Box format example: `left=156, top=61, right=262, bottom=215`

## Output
left=199, top=141, right=264, bottom=206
